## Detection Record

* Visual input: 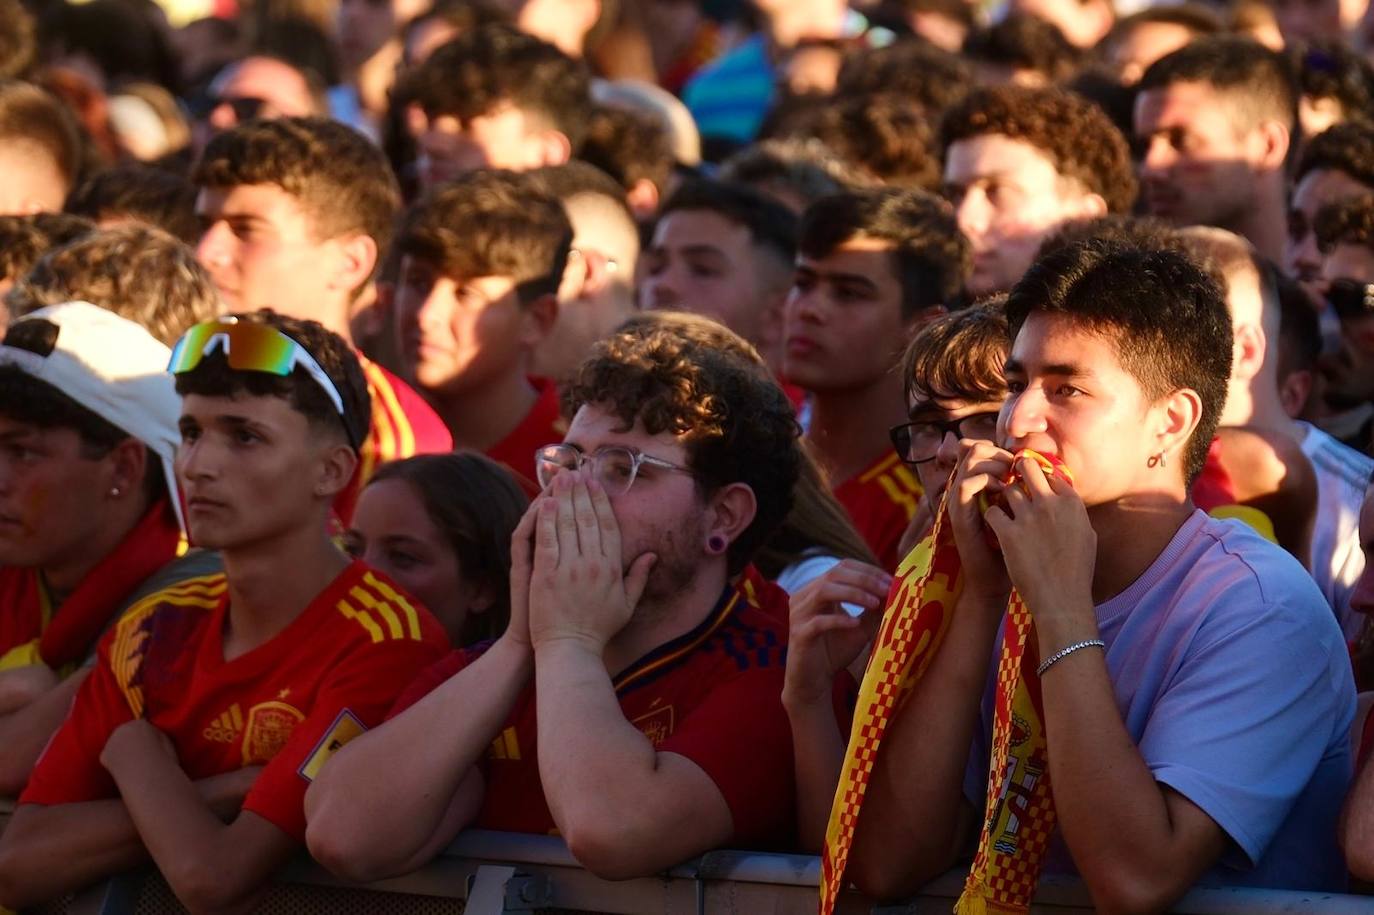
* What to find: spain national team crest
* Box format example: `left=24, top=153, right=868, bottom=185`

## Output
left=631, top=705, right=674, bottom=747
left=242, top=700, right=305, bottom=765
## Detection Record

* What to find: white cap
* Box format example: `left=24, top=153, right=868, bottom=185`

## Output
left=0, top=301, right=185, bottom=532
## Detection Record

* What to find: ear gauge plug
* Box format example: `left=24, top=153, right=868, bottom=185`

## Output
left=707, top=534, right=727, bottom=554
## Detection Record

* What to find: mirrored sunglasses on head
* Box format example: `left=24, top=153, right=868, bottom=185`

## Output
left=168, top=318, right=364, bottom=449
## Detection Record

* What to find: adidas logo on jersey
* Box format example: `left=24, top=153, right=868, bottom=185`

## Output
left=203, top=703, right=244, bottom=743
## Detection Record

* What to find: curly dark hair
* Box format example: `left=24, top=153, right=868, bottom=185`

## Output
left=173, top=310, right=372, bottom=452
left=66, top=164, right=199, bottom=244
left=402, top=22, right=592, bottom=154
left=962, top=14, right=1085, bottom=84
left=8, top=225, right=220, bottom=347
left=395, top=170, right=572, bottom=304
left=366, top=451, right=528, bottom=646
left=194, top=117, right=401, bottom=284
left=1005, top=239, right=1232, bottom=484
left=561, top=324, right=802, bottom=575
left=835, top=39, right=972, bottom=118
left=1138, top=35, right=1297, bottom=135
left=1315, top=194, right=1374, bottom=251
left=1290, top=41, right=1374, bottom=122
left=941, top=84, right=1138, bottom=214
left=0, top=212, right=93, bottom=283
left=1296, top=121, right=1374, bottom=186
left=578, top=104, right=675, bottom=195
left=903, top=301, right=1009, bottom=407
left=799, top=187, right=971, bottom=317
left=808, top=93, right=941, bottom=192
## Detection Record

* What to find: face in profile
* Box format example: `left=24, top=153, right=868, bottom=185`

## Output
left=0, top=417, right=125, bottom=571
left=1318, top=242, right=1374, bottom=408
left=346, top=477, right=488, bottom=644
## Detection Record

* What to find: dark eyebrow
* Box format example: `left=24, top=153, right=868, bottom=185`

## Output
left=680, top=245, right=728, bottom=259
left=1003, top=358, right=1093, bottom=379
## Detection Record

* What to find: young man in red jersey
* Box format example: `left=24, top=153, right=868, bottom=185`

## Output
left=0, top=303, right=187, bottom=796
left=194, top=117, right=452, bottom=522
left=785, top=187, right=970, bottom=570
left=304, top=322, right=806, bottom=880
left=392, top=170, right=572, bottom=494
left=0, top=312, right=447, bottom=912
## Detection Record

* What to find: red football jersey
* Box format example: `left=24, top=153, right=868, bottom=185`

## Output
left=484, top=376, right=567, bottom=497
left=391, top=566, right=797, bottom=848
left=21, top=561, right=447, bottom=841
left=833, top=451, right=923, bottom=571
left=335, top=355, right=454, bottom=525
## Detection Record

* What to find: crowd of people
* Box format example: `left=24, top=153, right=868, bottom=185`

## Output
left=0, top=0, right=1371, bottom=912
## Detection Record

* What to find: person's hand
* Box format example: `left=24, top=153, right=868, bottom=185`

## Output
left=101, top=718, right=178, bottom=773
left=0, top=663, right=59, bottom=713
left=527, top=473, right=656, bottom=653
left=503, top=495, right=545, bottom=653
left=947, top=440, right=1014, bottom=601
left=783, top=561, right=892, bottom=708
left=983, top=454, right=1098, bottom=643
left=196, top=766, right=264, bottom=822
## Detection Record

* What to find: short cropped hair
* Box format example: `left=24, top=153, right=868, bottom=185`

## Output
left=1296, top=121, right=1374, bottom=187
left=656, top=178, right=798, bottom=267
left=0, top=80, right=82, bottom=191
left=941, top=85, right=1137, bottom=213
left=562, top=323, right=801, bottom=574
left=1005, top=239, right=1232, bottom=483
left=65, top=164, right=199, bottom=244
left=798, top=188, right=970, bottom=318
left=1138, top=36, right=1298, bottom=134
left=395, top=170, right=572, bottom=304
left=8, top=226, right=220, bottom=345
left=903, top=301, right=1009, bottom=407
left=0, top=212, right=93, bottom=282
left=835, top=39, right=972, bottom=118
left=404, top=22, right=592, bottom=153
left=173, top=310, right=371, bottom=451
left=963, top=14, right=1085, bottom=84
left=1104, top=3, right=1222, bottom=47
left=578, top=105, right=674, bottom=195
left=1315, top=195, right=1374, bottom=251
left=194, top=117, right=401, bottom=280
left=808, top=93, right=941, bottom=191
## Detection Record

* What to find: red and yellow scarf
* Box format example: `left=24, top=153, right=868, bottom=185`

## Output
left=0, top=499, right=182, bottom=672
left=820, top=451, right=1071, bottom=915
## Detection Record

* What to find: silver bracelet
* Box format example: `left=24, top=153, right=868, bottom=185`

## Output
left=1036, top=639, right=1106, bottom=677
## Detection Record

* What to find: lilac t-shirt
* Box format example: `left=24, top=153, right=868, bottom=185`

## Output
left=963, top=511, right=1355, bottom=891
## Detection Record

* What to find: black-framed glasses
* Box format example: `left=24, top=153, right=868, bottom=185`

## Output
left=1327, top=279, right=1374, bottom=320
left=889, top=411, right=1000, bottom=466
left=534, top=443, right=694, bottom=495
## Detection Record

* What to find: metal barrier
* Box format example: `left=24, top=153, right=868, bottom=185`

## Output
left=4, top=801, right=1374, bottom=914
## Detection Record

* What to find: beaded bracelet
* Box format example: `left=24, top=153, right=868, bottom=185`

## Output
left=1036, top=639, right=1106, bottom=677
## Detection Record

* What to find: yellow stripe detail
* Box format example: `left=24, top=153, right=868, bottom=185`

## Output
left=350, top=587, right=404, bottom=640
left=857, top=451, right=904, bottom=484
left=336, top=598, right=384, bottom=642
left=230, top=703, right=243, bottom=730
left=362, top=572, right=422, bottom=640
left=614, top=590, right=739, bottom=694
left=361, top=361, right=399, bottom=468
left=363, top=358, right=416, bottom=457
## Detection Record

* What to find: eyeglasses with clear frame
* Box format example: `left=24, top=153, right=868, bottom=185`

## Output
left=534, top=442, right=695, bottom=496
left=889, top=411, right=1001, bottom=466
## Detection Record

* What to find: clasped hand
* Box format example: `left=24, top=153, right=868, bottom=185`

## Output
left=525, top=472, right=657, bottom=652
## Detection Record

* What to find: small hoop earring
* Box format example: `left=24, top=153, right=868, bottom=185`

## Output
left=1147, top=452, right=1166, bottom=469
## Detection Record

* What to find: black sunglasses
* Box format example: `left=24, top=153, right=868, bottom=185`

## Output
left=1327, top=279, right=1374, bottom=320
left=188, top=93, right=268, bottom=122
